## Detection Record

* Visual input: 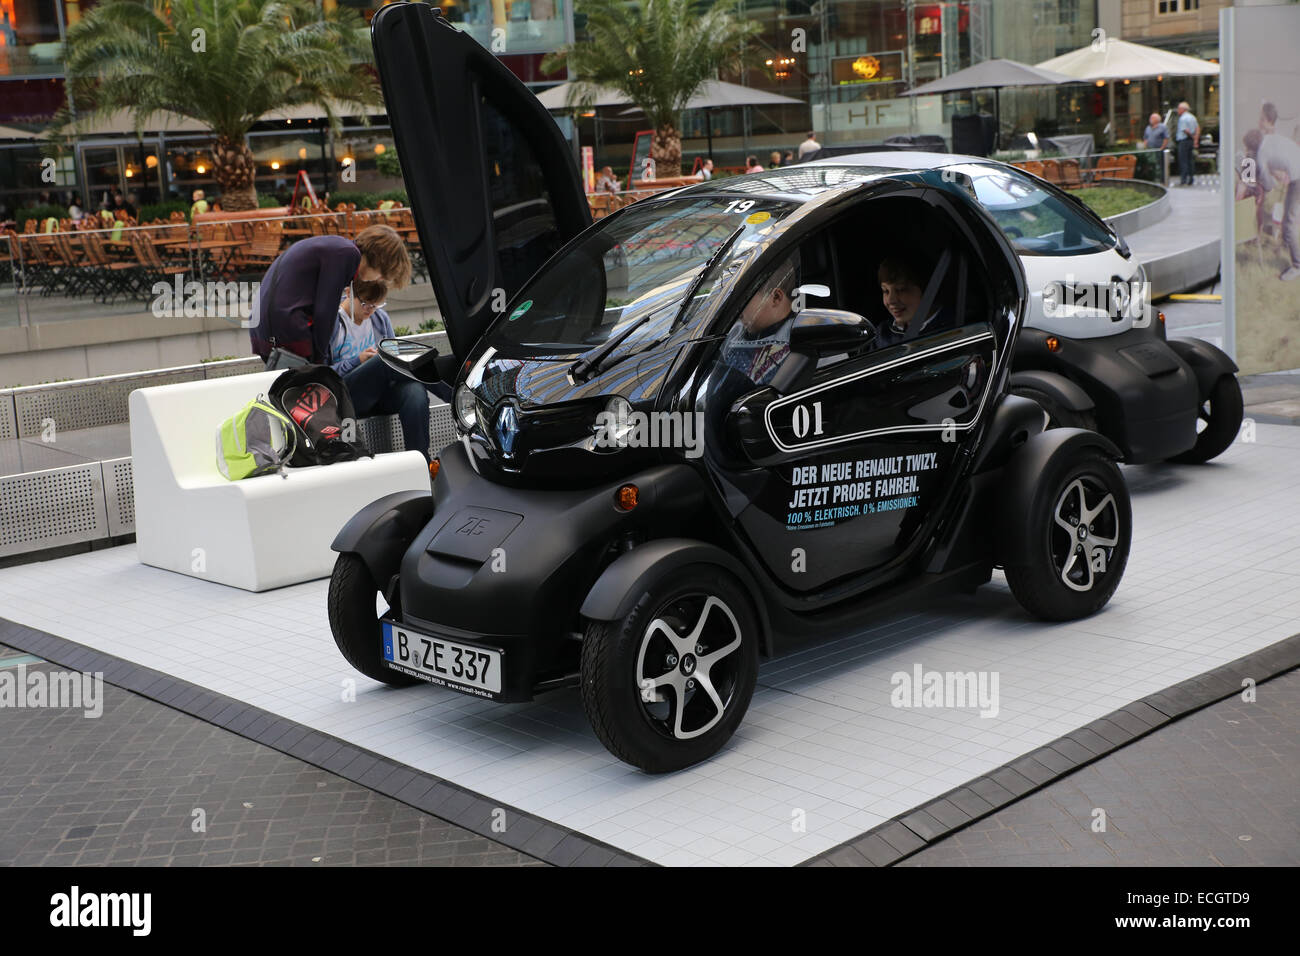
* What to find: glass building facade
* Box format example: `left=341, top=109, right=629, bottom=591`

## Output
left=0, top=0, right=1230, bottom=215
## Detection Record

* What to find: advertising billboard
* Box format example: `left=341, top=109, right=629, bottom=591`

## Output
left=1221, top=4, right=1300, bottom=373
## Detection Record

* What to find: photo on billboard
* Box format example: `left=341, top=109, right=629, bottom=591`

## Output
left=1222, top=4, right=1300, bottom=373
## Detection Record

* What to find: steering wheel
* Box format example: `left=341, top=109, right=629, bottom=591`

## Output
left=1004, top=226, right=1024, bottom=238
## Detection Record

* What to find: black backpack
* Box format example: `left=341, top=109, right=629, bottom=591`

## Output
left=267, top=365, right=373, bottom=467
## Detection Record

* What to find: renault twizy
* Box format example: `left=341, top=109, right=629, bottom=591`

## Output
left=803, top=152, right=1243, bottom=465
left=328, top=4, right=1132, bottom=773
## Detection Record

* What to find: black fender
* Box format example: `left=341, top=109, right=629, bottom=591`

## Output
left=1009, top=369, right=1096, bottom=413
left=580, top=537, right=774, bottom=656
left=331, top=490, right=434, bottom=595
left=996, top=427, right=1124, bottom=567
left=1165, top=337, right=1239, bottom=400
left=971, top=392, right=1047, bottom=474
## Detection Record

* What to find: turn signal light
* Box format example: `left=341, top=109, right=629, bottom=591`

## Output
left=1158, top=310, right=1166, bottom=323
left=1045, top=336, right=1061, bottom=353
left=616, top=484, right=639, bottom=510
left=428, top=458, right=441, bottom=481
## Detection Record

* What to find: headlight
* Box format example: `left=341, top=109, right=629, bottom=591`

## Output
left=593, top=395, right=634, bottom=450
left=453, top=384, right=476, bottom=430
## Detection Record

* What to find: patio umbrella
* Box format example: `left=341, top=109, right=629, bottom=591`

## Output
left=0, top=123, right=37, bottom=139
left=537, top=80, right=802, bottom=157
left=1037, top=37, right=1219, bottom=142
left=1035, top=37, right=1219, bottom=82
left=901, top=59, right=1074, bottom=151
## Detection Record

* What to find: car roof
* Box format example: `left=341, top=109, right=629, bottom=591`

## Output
left=805, top=149, right=987, bottom=170
left=659, top=163, right=928, bottom=207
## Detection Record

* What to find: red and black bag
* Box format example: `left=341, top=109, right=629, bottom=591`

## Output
left=267, top=365, right=373, bottom=466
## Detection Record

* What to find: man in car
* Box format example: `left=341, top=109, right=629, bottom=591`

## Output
left=874, top=255, right=956, bottom=349
left=719, top=255, right=800, bottom=386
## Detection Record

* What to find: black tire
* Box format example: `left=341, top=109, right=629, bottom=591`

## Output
left=1004, top=451, right=1131, bottom=621
left=328, top=552, right=419, bottom=687
left=1012, top=385, right=1098, bottom=432
left=580, top=563, right=760, bottom=773
left=1167, top=374, right=1243, bottom=464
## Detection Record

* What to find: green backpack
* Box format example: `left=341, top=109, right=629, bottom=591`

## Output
left=216, top=396, right=297, bottom=480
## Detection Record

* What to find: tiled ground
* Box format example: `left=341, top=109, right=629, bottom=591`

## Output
left=902, top=667, right=1300, bottom=866
left=0, top=425, right=1297, bottom=866
left=0, top=648, right=542, bottom=867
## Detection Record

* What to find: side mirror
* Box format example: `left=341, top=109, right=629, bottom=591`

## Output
left=377, top=336, right=443, bottom=385
left=789, top=308, right=874, bottom=356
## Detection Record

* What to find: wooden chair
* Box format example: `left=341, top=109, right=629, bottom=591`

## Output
left=228, top=220, right=284, bottom=273
left=1059, top=158, right=1085, bottom=188
left=1039, top=159, right=1064, bottom=185
left=1019, top=160, right=1046, bottom=180
left=1115, top=154, right=1137, bottom=179
left=78, top=229, right=142, bottom=302
left=1093, top=154, right=1121, bottom=180
left=130, top=228, right=189, bottom=294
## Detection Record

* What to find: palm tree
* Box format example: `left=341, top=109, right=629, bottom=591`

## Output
left=542, top=0, right=762, bottom=178
left=60, top=0, right=379, bottom=211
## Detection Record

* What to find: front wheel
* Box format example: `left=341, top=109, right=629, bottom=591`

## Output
left=580, top=564, right=760, bottom=773
left=1167, top=374, right=1243, bottom=464
left=328, top=553, right=419, bottom=687
left=1004, top=451, right=1131, bottom=621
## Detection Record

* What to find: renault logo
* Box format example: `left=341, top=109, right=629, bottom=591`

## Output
left=494, top=403, right=520, bottom=459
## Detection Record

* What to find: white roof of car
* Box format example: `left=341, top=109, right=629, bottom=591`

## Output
left=806, top=150, right=985, bottom=170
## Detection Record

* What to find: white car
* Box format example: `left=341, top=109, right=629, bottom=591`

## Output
left=806, top=151, right=1242, bottom=464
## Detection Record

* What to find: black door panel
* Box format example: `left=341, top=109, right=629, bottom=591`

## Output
left=370, top=4, right=591, bottom=358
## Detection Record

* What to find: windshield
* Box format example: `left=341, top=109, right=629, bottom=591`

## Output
left=490, top=196, right=797, bottom=352
left=963, top=164, right=1117, bottom=257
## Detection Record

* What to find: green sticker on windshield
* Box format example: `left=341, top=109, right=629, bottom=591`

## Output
left=508, top=300, right=533, bottom=321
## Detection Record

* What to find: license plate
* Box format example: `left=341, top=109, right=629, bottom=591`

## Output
left=381, top=622, right=502, bottom=698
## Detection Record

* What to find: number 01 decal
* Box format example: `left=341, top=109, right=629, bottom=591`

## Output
left=791, top=401, right=825, bottom=439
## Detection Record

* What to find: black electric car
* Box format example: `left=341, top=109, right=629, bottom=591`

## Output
left=803, top=151, right=1243, bottom=465
left=328, top=3, right=1132, bottom=773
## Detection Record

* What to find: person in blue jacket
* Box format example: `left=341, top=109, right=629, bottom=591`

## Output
left=328, top=279, right=448, bottom=462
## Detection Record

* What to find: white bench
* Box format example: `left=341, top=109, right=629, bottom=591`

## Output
left=129, top=370, right=430, bottom=591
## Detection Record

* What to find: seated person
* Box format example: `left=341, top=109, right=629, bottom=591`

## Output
left=328, top=280, right=450, bottom=462
left=875, top=255, right=955, bottom=349
left=718, top=254, right=800, bottom=387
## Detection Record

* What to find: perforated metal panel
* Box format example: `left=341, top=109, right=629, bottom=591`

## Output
left=103, top=457, right=135, bottom=536
left=0, top=393, right=15, bottom=442
left=0, top=462, right=108, bottom=557
left=13, top=369, right=200, bottom=437
left=202, top=358, right=264, bottom=379
left=430, top=401, right=457, bottom=453
left=357, top=415, right=404, bottom=455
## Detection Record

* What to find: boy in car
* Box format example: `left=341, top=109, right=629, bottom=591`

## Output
left=875, top=255, right=954, bottom=348
left=719, top=254, right=800, bottom=386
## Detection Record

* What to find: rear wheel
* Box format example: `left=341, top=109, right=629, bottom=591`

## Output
left=328, top=553, right=419, bottom=687
left=1012, top=385, right=1098, bottom=432
left=1004, top=451, right=1131, bottom=621
left=1167, top=374, right=1243, bottom=464
left=580, top=564, right=760, bottom=773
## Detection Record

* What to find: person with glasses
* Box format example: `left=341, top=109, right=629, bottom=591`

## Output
left=329, top=279, right=448, bottom=462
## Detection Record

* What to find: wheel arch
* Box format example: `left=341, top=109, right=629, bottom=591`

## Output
left=330, top=490, right=434, bottom=597
left=1165, top=337, right=1239, bottom=400
left=1009, top=369, right=1096, bottom=413
left=580, top=538, right=775, bottom=657
left=995, top=426, right=1125, bottom=567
